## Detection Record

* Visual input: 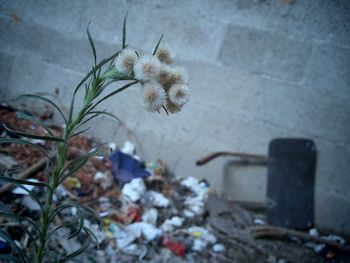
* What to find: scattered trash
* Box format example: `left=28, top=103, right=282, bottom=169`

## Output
left=212, top=243, right=226, bottom=253
left=161, top=216, right=184, bottom=232
left=108, top=223, right=137, bottom=249
left=187, top=226, right=217, bottom=252
left=181, top=176, right=209, bottom=217
left=127, top=222, right=162, bottom=241
left=52, top=185, right=69, bottom=202
left=21, top=195, right=41, bottom=211
left=110, top=151, right=150, bottom=182
left=1, top=104, right=349, bottom=262
left=309, top=228, right=319, bottom=237
left=161, top=235, right=186, bottom=257
left=108, top=142, right=117, bottom=152
left=144, top=190, right=170, bottom=207
left=122, top=243, right=148, bottom=259
left=64, top=176, right=81, bottom=189
left=122, top=178, right=146, bottom=202
left=94, top=171, right=113, bottom=190
left=121, top=140, right=135, bottom=155
left=142, top=208, right=158, bottom=225
left=314, top=244, right=326, bottom=254
left=254, top=218, right=265, bottom=225
left=324, top=234, right=346, bottom=245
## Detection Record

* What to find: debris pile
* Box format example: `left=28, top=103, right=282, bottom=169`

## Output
left=1, top=103, right=350, bottom=262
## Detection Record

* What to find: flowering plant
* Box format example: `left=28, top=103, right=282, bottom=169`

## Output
left=0, top=14, right=188, bottom=262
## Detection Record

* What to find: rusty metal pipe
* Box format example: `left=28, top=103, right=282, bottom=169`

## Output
left=196, top=151, right=268, bottom=166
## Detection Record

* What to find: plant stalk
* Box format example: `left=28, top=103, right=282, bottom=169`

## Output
left=35, top=140, right=68, bottom=263
left=34, top=76, right=136, bottom=262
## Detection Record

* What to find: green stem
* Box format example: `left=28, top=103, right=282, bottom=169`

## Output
left=34, top=74, right=136, bottom=262
left=35, top=141, right=67, bottom=263
left=34, top=92, right=93, bottom=262
left=34, top=188, right=53, bottom=263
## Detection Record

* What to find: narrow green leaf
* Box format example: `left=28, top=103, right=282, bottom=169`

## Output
left=49, top=203, right=77, bottom=223
left=97, top=54, right=119, bottom=74
left=98, top=78, right=116, bottom=92
left=16, top=111, right=54, bottom=136
left=10, top=183, right=43, bottom=210
left=88, top=81, right=138, bottom=112
left=87, top=22, right=97, bottom=66
left=88, top=110, right=120, bottom=122
left=80, top=204, right=102, bottom=231
left=69, top=51, right=121, bottom=122
left=75, top=114, right=98, bottom=131
left=47, top=222, right=76, bottom=242
left=43, top=157, right=52, bottom=179
left=17, top=94, right=67, bottom=125
left=22, top=187, right=43, bottom=210
left=83, top=226, right=99, bottom=248
left=72, top=51, right=120, bottom=99
left=0, top=138, right=50, bottom=160
left=69, top=127, right=91, bottom=139
left=122, top=11, right=128, bottom=49
left=0, top=176, right=50, bottom=190
left=48, top=204, right=84, bottom=241
left=56, top=147, right=103, bottom=186
left=3, top=124, right=65, bottom=143
left=62, top=229, right=91, bottom=261
left=152, top=33, right=164, bottom=55
left=162, top=105, right=169, bottom=116
left=67, top=207, right=84, bottom=240
left=57, top=157, right=90, bottom=186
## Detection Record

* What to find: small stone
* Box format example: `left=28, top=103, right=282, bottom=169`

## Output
left=212, top=243, right=225, bottom=253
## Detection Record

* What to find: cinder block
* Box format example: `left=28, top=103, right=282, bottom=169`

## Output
left=314, top=140, right=350, bottom=197
left=0, top=52, right=14, bottom=95
left=0, top=0, right=86, bottom=36
left=5, top=53, right=84, bottom=115
left=0, top=0, right=226, bottom=64
left=302, top=43, right=350, bottom=101
left=201, top=1, right=350, bottom=45
left=0, top=16, right=116, bottom=73
left=223, top=163, right=267, bottom=202
left=80, top=2, right=227, bottom=63
left=218, top=24, right=312, bottom=82
left=315, top=187, right=350, bottom=237
left=189, top=61, right=350, bottom=146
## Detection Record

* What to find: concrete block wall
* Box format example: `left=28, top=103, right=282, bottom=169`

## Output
left=0, top=0, right=349, bottom=236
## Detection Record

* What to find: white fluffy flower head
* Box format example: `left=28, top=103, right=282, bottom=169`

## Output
left=157, top=64, right=172, bottom=88
left=142, top=82, right=167, bottom=112
left=168, top=84, right=189, bottom=107
left=165, top=99, right=182, bottom=114
left=156, top=45, right=175, bottom=65
left=169, top=66, right=188, bottom=85
left=134, top=55, right=161, bottom=81
left=114, top=49, right=138, bottom=75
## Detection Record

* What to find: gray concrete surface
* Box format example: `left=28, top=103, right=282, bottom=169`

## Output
left=0, top=0, right=350, bottom=236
